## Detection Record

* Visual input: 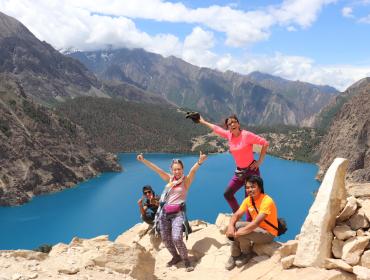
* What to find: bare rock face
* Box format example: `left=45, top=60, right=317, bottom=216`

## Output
left=347, top=183, right=370, bottom=198
left=0, top=75, right=121, bottom=206
left=317, top=79, right=370, bottom=183
left=294, top=158, right=348, bottom=268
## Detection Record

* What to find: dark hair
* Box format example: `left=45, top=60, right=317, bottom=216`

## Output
left=142, top=185, right=153, bottom=194
left=245, top=175, right=264, bottom=193
left=171, top=159, right=184, bottom=169
left=224, top=114, right=240, bottom=129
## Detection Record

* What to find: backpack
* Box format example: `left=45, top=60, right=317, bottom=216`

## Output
left=251, top=197, right=287, bottom=236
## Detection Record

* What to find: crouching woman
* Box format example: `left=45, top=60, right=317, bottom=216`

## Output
left=137, top=152, right=207, bottom=272
left=225, top=175, right=278, bottom=270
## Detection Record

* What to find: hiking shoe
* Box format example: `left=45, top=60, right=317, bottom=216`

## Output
left=225, top=256, right=236, bottom=270
left=235, top=253, right=253, bottom=267
left=184, top=260, right=194, bottom=272
left=166, top=256, right=181, bottom=267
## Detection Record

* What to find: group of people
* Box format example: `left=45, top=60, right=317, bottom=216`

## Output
left=136, top=113, right=279, bottom=272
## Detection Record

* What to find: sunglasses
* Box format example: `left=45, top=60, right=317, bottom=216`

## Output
left=144, top=191, right=152, bottom=195
left=227, top=120, right=238, bottom=126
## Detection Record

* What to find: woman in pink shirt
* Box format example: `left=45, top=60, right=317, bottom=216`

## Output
left=198, top=114, right=269, bottom=214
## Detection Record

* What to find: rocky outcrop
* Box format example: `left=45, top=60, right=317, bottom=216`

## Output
left=0, top=74, right=121, bottom=206
left=317, top=78, right=370, bottom=183
left=294, top=158, right=348, bottom=267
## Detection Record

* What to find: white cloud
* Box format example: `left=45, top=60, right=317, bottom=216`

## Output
left=342, top=7, right=354, bottom=18
left=1, top=0, right=367, bottom=91
left=0, top=0, right=337, bottom=49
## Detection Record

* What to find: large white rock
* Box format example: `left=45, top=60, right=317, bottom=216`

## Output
left=336, top=196, right=358, bottom=222
left=333, top=224, right=356, bottom=240
left=294, top=158, right=349, bottom=268
left=342, top=236, right=370, bottom=265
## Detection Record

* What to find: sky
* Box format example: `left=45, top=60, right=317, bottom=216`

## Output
left=1, top=0, right=370, bottom=91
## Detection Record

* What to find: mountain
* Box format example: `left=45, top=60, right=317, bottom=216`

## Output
left=0, top=12, right=171, bottom=106
left=317, top=77, right=370, bottom=182
left=68, top=48, right=339, bottom=126
left=0, top=74, right=121, bottom=206
left=55, top=96, right=216, bottom=153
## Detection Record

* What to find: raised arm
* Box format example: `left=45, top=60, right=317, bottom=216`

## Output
left=198, top=115, right=215, bottom=130
left=137, top=153, right=171, bottom=182
left=185, top=151, right=207, bottom=188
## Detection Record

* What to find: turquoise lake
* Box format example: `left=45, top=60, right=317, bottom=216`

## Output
left=0, top=153, right=320, bottom=249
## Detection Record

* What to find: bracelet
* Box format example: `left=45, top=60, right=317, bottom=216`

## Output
left=197, top=161, right=202, bottom=165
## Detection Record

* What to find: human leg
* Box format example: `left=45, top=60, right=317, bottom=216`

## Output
left=159, top=214, right=180, bottom=260
left=224, top=174, right=244, bottom=213
left=171, top=213, right=189, bottom=261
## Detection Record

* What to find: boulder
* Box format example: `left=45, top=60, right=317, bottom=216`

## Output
left=342, top=236, right=370, bottom=265
left=336, top=196, right=358, bottom=222
left=115, top=223, right=151, bottom=246
left=348, top=210, right=369, bottom=230
left=215, top=213, right=232, bottom=234
left=57, top=266, right=79, bottom=275
left=332, top=238, right=345, bottom=258
left=333, top=224, right=356, bottom=240
left=294, top=158, right=348, bottom=268
left=347, top=183, right=370, bottom=198
left=92, top=243, right=155, bottom=279
left=253, top=242, right=281, bottom=257
left=323, top=258, right=353, bottom=272
left=361, top=250, right=370, bottom=268
left=353, top=265, right=370, bottom=280
left=281, top=255, right=295, bottom=269
left=278, top=240, right=298, bottom=258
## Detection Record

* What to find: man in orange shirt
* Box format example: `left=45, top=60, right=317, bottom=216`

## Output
left=225, top=175, right=278, bottom=270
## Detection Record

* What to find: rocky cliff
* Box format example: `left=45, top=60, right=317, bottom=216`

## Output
left=0, top=74, right=121, bottom=206
left=68, top=49, right=339, bottom=126
left=0, top=158, right=369, bottom=280
left=317, top=78, right=370, bottom=182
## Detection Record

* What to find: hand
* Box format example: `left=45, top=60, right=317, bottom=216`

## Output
left=137, top=198, right=143, bottom=206
left=226, top=225, right=236, bottom=238
left=198, top=151, right=207, bottom=165
left=137, top=153, right=144, bottom=162
left=249, top=160, right=261, bottom=170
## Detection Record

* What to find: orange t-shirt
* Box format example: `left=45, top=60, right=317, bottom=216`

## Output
left=239, top=194, right=278, bottom=236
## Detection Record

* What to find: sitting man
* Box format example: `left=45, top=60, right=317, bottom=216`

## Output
left=138, top=185, right=160, bottom=225
left=225, top=175, right=278, bottom=270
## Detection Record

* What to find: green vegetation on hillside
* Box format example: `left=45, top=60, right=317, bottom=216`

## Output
left=56, top=97, right=212, bottom=153
left=248, top=124, right=323, bottom=162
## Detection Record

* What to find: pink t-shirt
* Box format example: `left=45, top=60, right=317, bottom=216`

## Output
left=212, top=125, right=269, bottom=168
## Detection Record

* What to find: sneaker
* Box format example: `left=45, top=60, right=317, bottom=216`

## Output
left=235, top=253, right=253, bottom=267
left=225, top=256, right=237, bottom=270
left=166, top=256, right=181, bottom=267
left=184, top=260, right=194, bottom=272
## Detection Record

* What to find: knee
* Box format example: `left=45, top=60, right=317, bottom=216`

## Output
left=224, top=188, right=233, bottom=199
